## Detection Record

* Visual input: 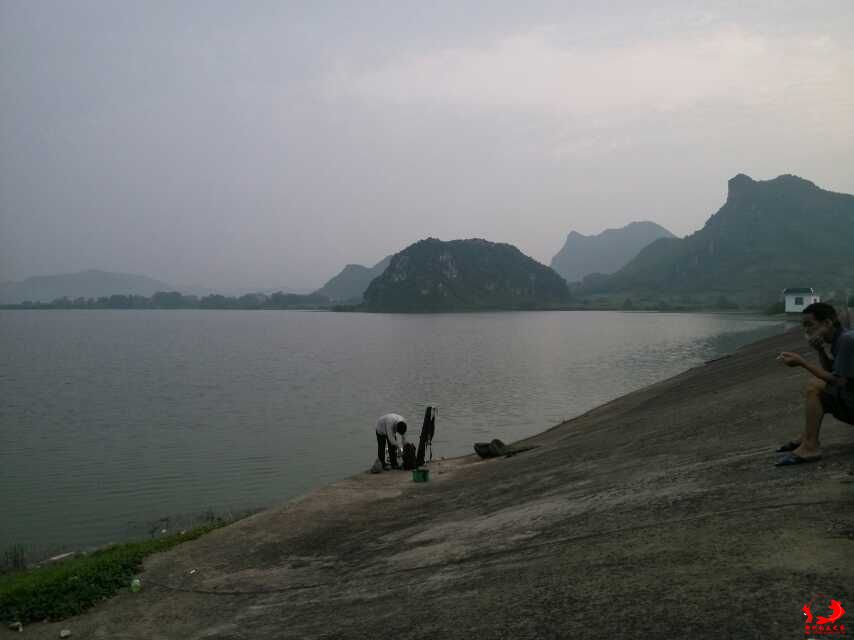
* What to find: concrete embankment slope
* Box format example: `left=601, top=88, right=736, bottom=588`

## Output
left=17, top=332, right=854, bottom=639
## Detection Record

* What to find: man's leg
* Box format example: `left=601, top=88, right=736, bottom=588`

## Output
left=793, top=378, right=826, bottom=458
left=377, top=433, right=388, bottom=468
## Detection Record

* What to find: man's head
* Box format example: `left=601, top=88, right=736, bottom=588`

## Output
left=802, top=302, right=840, bottom=342
left=396, top=421, right=407, bottom=435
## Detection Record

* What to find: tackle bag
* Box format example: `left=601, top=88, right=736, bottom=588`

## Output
left=402, top=443, right=417, bottom=470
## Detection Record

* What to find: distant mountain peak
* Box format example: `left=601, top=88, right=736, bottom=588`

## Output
left=726, top=173, right=756, bottom=202
left=0, top=269, right=174, bottom=304
left=587, top=173, right=854, bottom=304
left=770, top=173, right=817, bottom=186
left=364, top=238, right=570, bottom=311
left=312, top=255, right=393, bottom=303
left=727, top=173, right=822, bottom=204
left=625, top=220, right=664, bottom=229
left=551, top=220, right=675, bottom=284
left=729, top=172, right=755, bottom=185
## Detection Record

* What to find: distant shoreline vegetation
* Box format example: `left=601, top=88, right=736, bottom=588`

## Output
left=0, top=291, right=332, bottom=311
left=0, top=295, right=581, bottom=312
left=3, top=290, right=850, bottom=313
left=0, top=290, right=830, bottom=313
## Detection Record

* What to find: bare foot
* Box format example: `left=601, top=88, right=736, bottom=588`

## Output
left=792, top=444, right=821, bottom=459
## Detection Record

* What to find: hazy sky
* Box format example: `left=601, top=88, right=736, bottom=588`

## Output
left=2, top=1, right=853, bottom=291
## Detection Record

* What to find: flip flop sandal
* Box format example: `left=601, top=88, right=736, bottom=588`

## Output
left=775, top=452, right=822, bottom=466
left=776, top=440, right=801, bottom=452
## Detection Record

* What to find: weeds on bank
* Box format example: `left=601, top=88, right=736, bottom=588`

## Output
left=0, top=519, right=226, bottom=624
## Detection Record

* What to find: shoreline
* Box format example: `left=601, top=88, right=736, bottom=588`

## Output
left=1, top=306, right=778, bottom=313
left=9, top=329, right=853, bottom=638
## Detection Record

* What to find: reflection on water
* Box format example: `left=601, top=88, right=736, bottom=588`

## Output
left=0, top=310, right=788, bottom=553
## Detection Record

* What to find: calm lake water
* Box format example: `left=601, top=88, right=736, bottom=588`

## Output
left=0, top=310, right=788, bottom=555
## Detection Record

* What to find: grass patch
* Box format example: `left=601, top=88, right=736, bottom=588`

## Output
left=0, top=520, right=225, bottom=624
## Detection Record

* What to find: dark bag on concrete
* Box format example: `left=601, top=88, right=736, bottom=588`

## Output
left=402, top=443, right=417, bottom=470
left=473, top=439, right=537, bottom=459
left=474, top=439, right=508, bottom=458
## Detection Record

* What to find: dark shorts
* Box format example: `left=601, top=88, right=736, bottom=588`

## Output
left=820, top=384, right=854, bottom=425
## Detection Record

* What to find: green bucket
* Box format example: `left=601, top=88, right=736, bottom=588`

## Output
left=412, top=468, right=430, bottom=483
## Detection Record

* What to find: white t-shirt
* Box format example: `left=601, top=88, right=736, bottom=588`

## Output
left=375, top=413, right=406, bottom=449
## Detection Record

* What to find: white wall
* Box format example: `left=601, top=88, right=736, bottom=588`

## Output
left=784, top=294, right=820, bottom=313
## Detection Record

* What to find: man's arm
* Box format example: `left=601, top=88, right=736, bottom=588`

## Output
left=779, top=352, right=844, bottom=385
left=803, top=361, right=843, bottom=385
left=810, top=339, right=834, bottom=372
left=387, top=423, right=402, bottom=450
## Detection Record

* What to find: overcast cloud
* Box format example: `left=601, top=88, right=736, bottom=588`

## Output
left=1, top=1, right=853, bottom=292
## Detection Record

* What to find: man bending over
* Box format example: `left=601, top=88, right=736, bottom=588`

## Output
left=776, top=302, right=854, bottom=466
left=375, top=413, right=407, bottom=470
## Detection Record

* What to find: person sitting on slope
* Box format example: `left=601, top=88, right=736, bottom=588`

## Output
left=776, top=302, right=854, bottom=466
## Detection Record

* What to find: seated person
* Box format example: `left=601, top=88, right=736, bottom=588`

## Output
left=375, top=413, right=407, bottom=470
left=776, top=302, right=854, bottom=465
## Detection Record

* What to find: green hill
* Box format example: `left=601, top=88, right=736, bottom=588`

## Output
left=313, top=256, right=391, bottom=303
left=550, top=221, right=675, bottom=283
left=362, top=238, right=571, bottom=311
left=585, top=174, right=854, bottom=306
